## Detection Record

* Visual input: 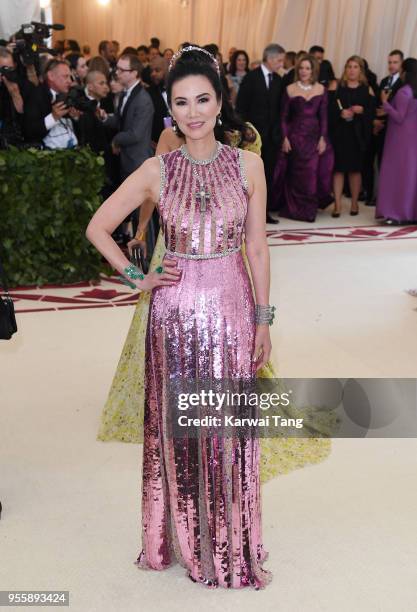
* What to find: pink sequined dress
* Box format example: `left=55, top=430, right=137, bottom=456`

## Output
left=134, top=141, right=272, bottom=589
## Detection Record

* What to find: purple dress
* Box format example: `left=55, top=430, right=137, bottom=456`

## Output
left=134, top=143, right=272, bottom=589
left=376, top=85, right=417, bottom=222
left=272, top=91, right=334, bottom=221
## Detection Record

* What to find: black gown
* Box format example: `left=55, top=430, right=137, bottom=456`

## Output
left=328, top=83, right=374, bottom=172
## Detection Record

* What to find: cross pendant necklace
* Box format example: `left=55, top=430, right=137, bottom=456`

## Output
left=192, top=166, right=211, bottom=213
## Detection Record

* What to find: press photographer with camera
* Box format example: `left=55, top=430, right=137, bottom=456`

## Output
left=0, top=46, right=24, bottom=147
left=22, top=58, right=81, bottom=148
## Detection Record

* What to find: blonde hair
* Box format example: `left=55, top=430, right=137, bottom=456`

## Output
left=294, top=53, right=319, bottom=84
left=340, top=55, right=368, bottom=86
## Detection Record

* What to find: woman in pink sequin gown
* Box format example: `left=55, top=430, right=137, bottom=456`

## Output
left=86, top=48, right=273, bottom=590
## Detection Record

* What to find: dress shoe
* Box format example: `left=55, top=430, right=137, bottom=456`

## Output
left=266, top=214, right=279, bottom=224
left=350, top=207, right=359, bottom=216
left=331, top=210, right=340, bottom=218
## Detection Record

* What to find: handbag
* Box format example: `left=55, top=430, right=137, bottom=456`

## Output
left=0, top=256, right=17, bottom=340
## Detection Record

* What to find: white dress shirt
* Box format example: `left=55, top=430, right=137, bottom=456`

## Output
left=389, top=72, right=400, bottom=87
left=84, top=86, right=101, bottom=109
left=43, top=88, right=78, bottom=149
left=120, top=79, right=140, bottom=115
left=260, top=63, right=273, bottom=89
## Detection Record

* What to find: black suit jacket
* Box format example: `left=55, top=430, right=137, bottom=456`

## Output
left=22, top=84, right=78, bottom=146
left=147, top=84, right=169, bottom=143
left=22, top=84, right=53, bottom=144
left=376, top=74, right=404, bottom=142
left=379, top=74, right=403, bottom=101
left=236, top=66, right=282, bottom=147
left=318, top=60, right=335, bottom=86
left=77, top=94, right=109, bottom=153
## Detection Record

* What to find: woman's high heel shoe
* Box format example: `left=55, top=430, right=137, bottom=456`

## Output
left=350, top=205, right=359, bottom=216
left=331, top=209, right=340, bottom=218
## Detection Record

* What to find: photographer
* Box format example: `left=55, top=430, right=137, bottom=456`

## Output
left=0, top=47, right=24, bottom=147
left=22, top=58, right=80, bottom=148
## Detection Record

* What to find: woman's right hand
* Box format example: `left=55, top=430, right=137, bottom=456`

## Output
left=282, top=136, right=292, bottom=153
left=341, top=108, right=354, bottom=120
left=138, top=258, right=182, bottom=291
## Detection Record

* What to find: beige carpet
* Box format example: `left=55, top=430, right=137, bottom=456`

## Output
left=1, top=202, right=417, bottom=611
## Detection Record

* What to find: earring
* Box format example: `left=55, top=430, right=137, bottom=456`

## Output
left=216, top=113, right=222, bottom=126
left=171, top=117, right=179, bottom=134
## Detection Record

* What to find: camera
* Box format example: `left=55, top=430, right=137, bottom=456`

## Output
left=0, top=66, right=19, bottom=83
left=55, top=86, right=98, bottom=113
left=13, top=21, right=64, bottom=68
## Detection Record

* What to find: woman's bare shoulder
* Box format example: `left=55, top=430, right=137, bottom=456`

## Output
left=241, top=148, right=264, bottom=188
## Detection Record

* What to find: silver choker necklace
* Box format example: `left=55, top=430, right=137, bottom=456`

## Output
left=297, top=81, right=313, bottom=91
left=180, top=141, right=222, bottom=165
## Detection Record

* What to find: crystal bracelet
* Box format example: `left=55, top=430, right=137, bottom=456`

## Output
left=255, top=304, right=276, bottom=326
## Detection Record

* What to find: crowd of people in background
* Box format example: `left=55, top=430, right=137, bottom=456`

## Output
left=0, top=33, right=416, bottom=240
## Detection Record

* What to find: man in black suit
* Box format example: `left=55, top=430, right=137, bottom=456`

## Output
left=78, top=70, right=109, bottom=152
left=22, top=59, right=80, bottom=148
left=147, top=55, right=170, bottom=145
left=309, top=46, right=335, bottom=87
left=374, top=50, right=404, bottom=164
left=236, top=43, right=285, bottom=224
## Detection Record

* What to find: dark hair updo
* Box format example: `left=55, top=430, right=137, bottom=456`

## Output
left=166, top=47, right=222, bottom=110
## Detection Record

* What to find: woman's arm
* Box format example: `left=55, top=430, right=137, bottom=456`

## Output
left=85, top=157, right=180, bottom=290
left=243, top=150, right=272, bottom=369
left=383, top=86, right=412, bottom=124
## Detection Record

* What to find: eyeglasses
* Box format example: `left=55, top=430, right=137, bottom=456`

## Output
left=116, top=66, right=133, bottom=72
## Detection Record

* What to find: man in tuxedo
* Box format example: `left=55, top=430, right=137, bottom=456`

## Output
left=375, top=50, right=404, bottom=164
left=22, top=59, right=79, bottom=148
left=236, top=43, right=285, bottom=224
left=147, top=55, right=169, bottom=145
left=309, top=45, right=335, bottom=87
left=78, top=70, right=109, bottom=152
left=102, top=53, right=154, bottom=235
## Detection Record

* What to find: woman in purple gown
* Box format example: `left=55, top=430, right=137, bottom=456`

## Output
left=272, top=54, right=334, bottom=222
left=376, top=58, right=417, bottom=224
left=85, top=47, right=274, bottom=590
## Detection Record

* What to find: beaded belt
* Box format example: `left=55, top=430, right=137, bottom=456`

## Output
left=164, top=245, right=241, bottom=260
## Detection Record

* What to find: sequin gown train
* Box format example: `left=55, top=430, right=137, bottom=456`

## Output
left=134, top=143, right=271, bottom=588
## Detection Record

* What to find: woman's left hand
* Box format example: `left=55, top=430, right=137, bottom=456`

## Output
left=252, top=325, right=272, bottom=371
left=317, top=136, right=326, bottom=155
left=351, top=105, right=364, bottom=114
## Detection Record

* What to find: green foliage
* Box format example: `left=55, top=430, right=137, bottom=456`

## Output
left=0, top=146, right=111, bottom=286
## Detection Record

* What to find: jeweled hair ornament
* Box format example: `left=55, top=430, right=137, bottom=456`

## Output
left=168, top=45, right=221, bottom=76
